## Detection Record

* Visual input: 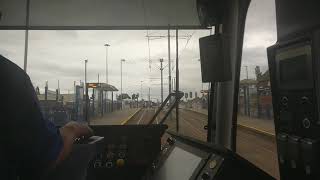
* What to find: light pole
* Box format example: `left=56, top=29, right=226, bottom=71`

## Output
left=84, top=59, right=88, bottom=123
left=140, top=81, right=143, bottom=100
left=243, top=65, right=250, bottom=117
left=175, top=28, right=179, bottom=132
left=160, top=58, right=164, bottom=104
left=168, top=25, right=172, bottom=103
left=84, top=59, right=88, bottom=92
left=104, top=44, right=110, bottom=84
left=104, top=44, right=110, bottom=111
left=120, top=59, right=126, bottom=109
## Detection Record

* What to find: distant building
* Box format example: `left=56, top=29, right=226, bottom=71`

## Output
left=59, top=94, right=75, bottom=105
left=239, top=78, right=257, bottom=117
left=38, top=93, right=75, bottom=105
left=238, top=68, right=273, bottom=119
left=256, top=70, right=273, bottom=119
left=256, top=70, right=271, bottom=95
left=239, top=79, right=257, bottom=95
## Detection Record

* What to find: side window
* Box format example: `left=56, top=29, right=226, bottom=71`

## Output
left=0, top=30, right=25, bottom=68
left=236, top=0, right=279, bottom=179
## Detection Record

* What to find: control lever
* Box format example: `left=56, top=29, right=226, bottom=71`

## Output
left=166, top=137, right=175, bottom=145
left=287, top=136, right=300, bottom=169
left=75, top=136, right=104, bottom=144
left=277, top=133, right=288, bottom=164
left=300, top=138, right=320, bottom=175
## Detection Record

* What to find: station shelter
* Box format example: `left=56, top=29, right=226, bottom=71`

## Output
left=86, top=83, right=119, bottom=119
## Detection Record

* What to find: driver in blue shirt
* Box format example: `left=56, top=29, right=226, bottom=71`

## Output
left=0, top=55, right=93, bottom=179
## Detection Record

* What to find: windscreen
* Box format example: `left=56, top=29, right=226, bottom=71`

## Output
left=0, top=29, right=210, bottom=142
left=153, top=147, right=202, bottom=180
left=236, top=0, right=279, bottom=179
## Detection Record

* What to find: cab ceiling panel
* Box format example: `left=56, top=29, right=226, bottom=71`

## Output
left=0, top=0, right=27, bottom=27
left=0, top=0, right=204, bottom=30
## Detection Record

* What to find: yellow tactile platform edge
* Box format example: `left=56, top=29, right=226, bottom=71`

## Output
left=237, top=123, right=275, bottom=138
left=120, top=108, right=142, bottom=125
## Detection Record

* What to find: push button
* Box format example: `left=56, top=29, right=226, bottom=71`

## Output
left=209, top=160, right=217, bottom=169
left=280, top=96, right=288, bottom=106
left=94, top=161, right=102, bottom=168
left=201, top=172, right=210, bottom=180
left=167, top=137, right=175, bottom=145
left=303, top=118, right=311, bottom=129
left=118, top=151, right=126, bottom=158
left=300, top=96, right=310, bottom=105
left=106, top=161, right=113, bottom=168
left=106, top=152, right=114, bottom=159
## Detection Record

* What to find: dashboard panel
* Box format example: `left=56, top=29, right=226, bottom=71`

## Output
left=72, top=125, right=275, bottom=180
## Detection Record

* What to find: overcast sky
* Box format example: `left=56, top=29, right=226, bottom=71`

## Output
left=0, top=0, right=276, bottom=101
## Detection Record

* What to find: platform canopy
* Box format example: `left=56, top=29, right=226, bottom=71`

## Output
left=0, top=0, right=204, bottom=30
left=87, top=83, right=118, bottom=92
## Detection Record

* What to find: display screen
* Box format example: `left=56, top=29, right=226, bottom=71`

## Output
left=153, top=147, right=202, bottom=180
left=279, top=55, right=308, bottom=82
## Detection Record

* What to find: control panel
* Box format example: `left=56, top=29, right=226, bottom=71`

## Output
left=69, top=125, right=273, bottom=180
left=86, top=124, right=167, bottom=180
left=267, top=29, right=320, bottom=179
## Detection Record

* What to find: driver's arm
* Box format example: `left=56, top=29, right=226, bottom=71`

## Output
left=56, top=122, right=93, bottom=165
left=1, top=55, right=92, bottom=179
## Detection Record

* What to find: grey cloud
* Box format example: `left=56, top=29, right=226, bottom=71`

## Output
left=245, top=0, right=276, bottom=34
left=0, top=0, right=276, bottom=100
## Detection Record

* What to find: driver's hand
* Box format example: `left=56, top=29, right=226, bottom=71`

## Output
left=62, top=121, right=93, bottom=138
left=55, top=121, right=93, bottom=165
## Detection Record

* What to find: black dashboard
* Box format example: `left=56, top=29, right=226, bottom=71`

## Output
left=77, top=125, right=275, bottom=180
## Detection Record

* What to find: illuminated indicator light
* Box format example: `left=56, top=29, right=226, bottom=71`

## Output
left=209, top=160, right=217, bottom=169
left=116, top=159, right=125, bottom=167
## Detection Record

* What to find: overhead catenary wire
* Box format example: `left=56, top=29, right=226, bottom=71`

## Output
left=141, top=0, right=152, bottom=71
left=171, top=30, right=196, bottom=71
left=145, top=32, right=194, bottom=73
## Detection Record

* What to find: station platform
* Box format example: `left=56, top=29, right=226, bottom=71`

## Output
left=184, top=107, right=275, bottom=136
left=89, top=108, right=141, bottom=125
left=237, top=115, right=275, bottom=137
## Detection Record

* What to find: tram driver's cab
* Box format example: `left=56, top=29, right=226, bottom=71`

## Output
left=1, top=0, right=320, bottom=180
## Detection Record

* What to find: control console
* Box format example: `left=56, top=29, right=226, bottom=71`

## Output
left=80, top=125, right=273, bottom=180
left=46, top=121, right=279, bottom=180
left=86, top=124, right=167, bottom=180
left=268, top=29, right=320, bottom=179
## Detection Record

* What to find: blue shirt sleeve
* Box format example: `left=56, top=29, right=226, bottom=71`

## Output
left=1, top=56, right=63, bottom=179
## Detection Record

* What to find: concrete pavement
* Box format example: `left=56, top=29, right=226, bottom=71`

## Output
left=185, top=107, right=275, bottom=136
left=89, top=108, right=141, bottom=125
